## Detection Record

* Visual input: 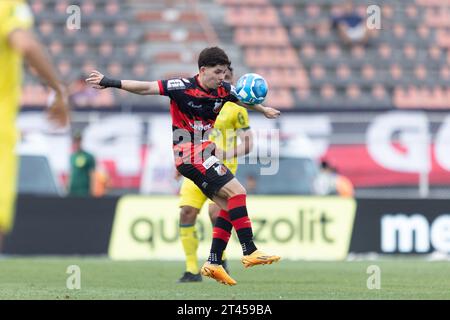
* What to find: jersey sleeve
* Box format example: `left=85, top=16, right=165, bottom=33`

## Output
left=221, top=82, right=240, bottom=103
left=0, top=2, right=34, bottom=40
left=157, top=78, right=188, bottom=98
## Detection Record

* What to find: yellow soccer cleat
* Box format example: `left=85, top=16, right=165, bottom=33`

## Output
left=241, top=250, right=281, bottom=268
left=200, top=262, right=237, bottom=286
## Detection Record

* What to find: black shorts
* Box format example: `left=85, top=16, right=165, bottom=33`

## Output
left=177, top=156, right=235, bottom=199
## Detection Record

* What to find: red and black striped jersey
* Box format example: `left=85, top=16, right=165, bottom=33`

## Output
left=157, top=75, right=239, bottom=146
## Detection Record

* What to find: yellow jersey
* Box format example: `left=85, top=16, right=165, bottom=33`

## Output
left=209, top=101, right=250, bottom=171
left=0, top=0, right=33, bottom=133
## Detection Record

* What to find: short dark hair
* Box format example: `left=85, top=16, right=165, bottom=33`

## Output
left=321, top=160, right=331, bottom=169
left=198, top=47, right=231, bottom=69
left=73, top=131, right=82, bottom=141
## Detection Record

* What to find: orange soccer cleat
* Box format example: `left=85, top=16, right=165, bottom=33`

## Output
left=241, top=250, right=281, bottom=268
left=200, top=262, right=237, bottom=286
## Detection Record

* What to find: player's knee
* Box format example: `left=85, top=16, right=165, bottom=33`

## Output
left=227, top=186, right=247, bottom=198
left=179, top=206, right=199, bottom=224
left=217, top=178, right=247, bottom=200
left=208, top=205, right=220, bottom=224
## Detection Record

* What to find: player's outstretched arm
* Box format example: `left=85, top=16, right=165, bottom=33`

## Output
left=9, top=29, right=70, bottom=127
left=236, top=101, right=281, bottom=119
left=86, top=70, right=160, bottom=95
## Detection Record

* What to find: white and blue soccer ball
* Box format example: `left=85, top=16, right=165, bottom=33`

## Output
left=234, top=73, right=268, bottom=105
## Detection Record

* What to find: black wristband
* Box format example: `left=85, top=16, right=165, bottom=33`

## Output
left=99, top=76, right=122, bottom=88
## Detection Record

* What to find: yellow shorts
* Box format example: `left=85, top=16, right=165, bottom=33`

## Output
left=178, top=162, right=238, bottom=209
left=0, top=129, right=18, bottom=234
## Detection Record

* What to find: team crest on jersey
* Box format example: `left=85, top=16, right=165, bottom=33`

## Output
left=213, top=99, right=223, bottom=113
left=213, top=163, right=227, bottom=176
left=167, top=79, right=186, bottom=90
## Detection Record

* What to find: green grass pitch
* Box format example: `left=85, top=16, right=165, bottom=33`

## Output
left=0, top=257, right=449, bottom=299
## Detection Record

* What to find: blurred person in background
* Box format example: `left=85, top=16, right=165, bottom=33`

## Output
left=0, top=0, right=69, bottom=251
left=331, top=0, right=370, bottom=46
left=92, top=162, right=110, bottom=198
left=314, top=159, right=354, bottom=198
left=245, top=175, right=258, bottom=194
left=175, top=66, right=254, bottom=283
left=68, top=132, right=96, bottom=197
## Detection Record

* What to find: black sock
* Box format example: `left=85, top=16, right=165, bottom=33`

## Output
left=208, top=210, right=233, bottom=264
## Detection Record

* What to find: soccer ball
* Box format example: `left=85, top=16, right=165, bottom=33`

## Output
left=234, top=73, right=268, bottom=105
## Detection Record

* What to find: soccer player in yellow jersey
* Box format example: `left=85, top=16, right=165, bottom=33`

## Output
left=177, top=67, right=253, bottom=282
left=0, top=0, right=70, bottom=251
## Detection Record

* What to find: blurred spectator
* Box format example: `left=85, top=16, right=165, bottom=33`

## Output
left=335, top=168, right=354, bottom=198
left=92, top=163, right=110, bottom=198
left=313, top=160, right=354, bottom=197
left=245, top=175, right=258, bottom=194
left=68, top=132, right=96, bottom=197
left=331, top=0, right=369, bottom=46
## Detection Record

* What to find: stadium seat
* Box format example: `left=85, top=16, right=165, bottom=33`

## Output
left=57, top=60, right=73, bottom=79
left=104, top=1, right=120, bottom=15
left=98, top=41, right=114, bottom=59
left=20, top=85, right=50, bottom=107
left=225, top=7, right=279, bottom=27
left=264, top=89, right=294, bottom=109
left=49, top=40, right=63, bottom=57
left=114, top=21, right=129, bottom=37
left=371, top=84, right=389, bottom=102
left=336, top=64, right=351, bottom=81
left=320, top=84, right=336, bottom=100
left=73, top=41, right=89, bottom=57
left=31, top=0, right=45, bottom=15
left=361, top=64, right=376, bottom=82
left=440, top=66, right=450, bottom=81
left=54, top=0, right=69, bottom=14
left=345, top=84, right=361, bottom=101
left=311, top=64, right=326, bottom=80
left=89, top=22, right=104, bottom=38
left=414, top=64, right=427, bottom=81
left=81, top=0, right=96, bottom=16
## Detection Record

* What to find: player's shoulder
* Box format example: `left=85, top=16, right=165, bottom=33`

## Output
left=221, top=81, right=238, bottom=95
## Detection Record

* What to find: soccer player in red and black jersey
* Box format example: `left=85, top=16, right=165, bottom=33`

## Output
left=86, top=47, right=281, bottom=286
